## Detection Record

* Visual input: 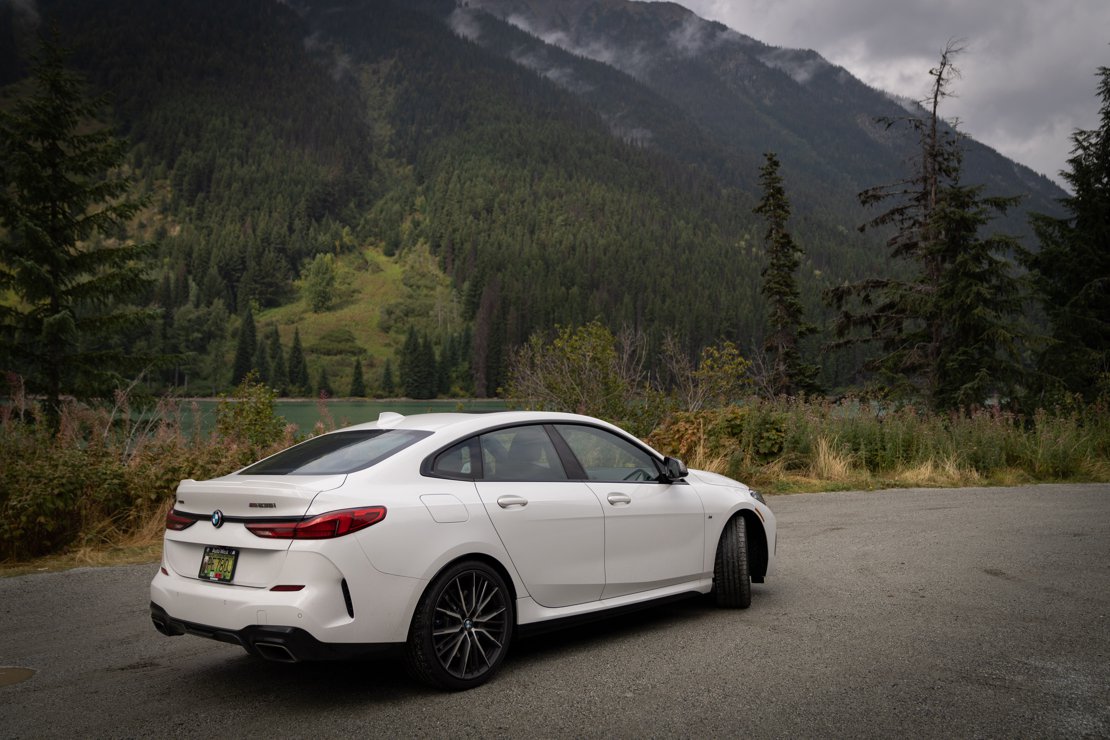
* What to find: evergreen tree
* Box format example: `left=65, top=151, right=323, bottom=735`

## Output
left=287, top=327, right=310, bottom=396
left=231, top=307, right=257, bottom=386
left=399, top=327, right=419, bottom=397
left=251, top=340, right=271, bottom=386
left=0, top=31, right=156, bottom=427
left=381, top=358, right=396, bottom=397
left=753, top=152, right=819, bottom=397
left=266, top=326, right=288, bottom=395
left=316, top=365, right=332, bottom=398
left=1026, top=65, right=1110, bottom=402
left=349, top=357, right=366, bottom=397
left=828, top=43, right=1027, bottom=409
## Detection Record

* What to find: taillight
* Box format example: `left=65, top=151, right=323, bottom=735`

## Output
left=246, top=506, right=386, bottom=540
left=165, top=510, right=196, bottom=531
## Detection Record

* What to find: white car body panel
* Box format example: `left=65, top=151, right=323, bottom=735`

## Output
left=588, top=480, right=706, bottom=599
left=150, top=410, right=778, bottom=668
left=476, top=480, right=605, bottom=608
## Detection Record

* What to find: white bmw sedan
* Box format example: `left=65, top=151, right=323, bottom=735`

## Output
left=150, top=411, right=776, bottom=689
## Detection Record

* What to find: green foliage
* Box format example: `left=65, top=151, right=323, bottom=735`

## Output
left=349, top=358, right=366, bottom=397
left=310, top=327, right=361, bottom=356
left=648, top=396, right=1110, bottom=487
left=828, top=45, right=1027, bottom=411
left=754, top=152, right=819, bottom=396
left=0, top=31, right=157, bottom=426
left=214, top=373, right=285, bottom=450
left=301, top=253, right=338, bottom=313
left=1026, top=65, right=1110, bottom=403
left=230, top=307, right=256, bottom=386
left=287, top=328, right=310, bottom=396
left=506, top=321, right=667, bottom=436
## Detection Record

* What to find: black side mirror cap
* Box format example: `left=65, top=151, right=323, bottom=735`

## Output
left=662, top=456, right=688, bottom=481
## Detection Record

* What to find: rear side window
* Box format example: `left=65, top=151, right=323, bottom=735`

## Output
left=240, top=430, right=431, bottom=475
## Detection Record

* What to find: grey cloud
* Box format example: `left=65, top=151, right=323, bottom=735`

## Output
left=665, top=0, right=1109, bottom=186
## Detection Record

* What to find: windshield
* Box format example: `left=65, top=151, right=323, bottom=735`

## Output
left=240, top=429, right=431, bottom=475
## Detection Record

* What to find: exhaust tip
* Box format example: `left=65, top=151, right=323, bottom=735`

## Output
left=253, top=642, right=298, bottom=663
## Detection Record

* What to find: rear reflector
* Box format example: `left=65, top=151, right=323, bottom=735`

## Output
left=247, top=506, right=387, bottom=540
left=270, top=585, right=305, bottom=592
left=165, top=510, right=197, bottom=531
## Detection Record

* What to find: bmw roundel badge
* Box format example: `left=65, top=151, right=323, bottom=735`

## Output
left=211, top=510, right=224, bottom=528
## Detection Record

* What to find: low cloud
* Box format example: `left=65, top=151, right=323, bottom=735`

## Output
left=661, top=0, right=1110, bottom=187
left=448, top=7, right=482, bottom=42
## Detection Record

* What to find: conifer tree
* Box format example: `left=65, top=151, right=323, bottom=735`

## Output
left=828, top=42, right=1027, bottom=409
left=316, top=365, right=332, bottom=398
left=349, top=358, right=366, bottom=397
left=0, top=31, right=156, bottom=427
left=754, top=152, right=819, bottom=396
left=1026, top=65, right=1110, bottom=401
left=266, top=326, right=288, bottom=395
left=381, top=358, right=396, bottom=397
left=231, top=307, right=257, bottom=386
left=287, top=327, right=309, bottom=396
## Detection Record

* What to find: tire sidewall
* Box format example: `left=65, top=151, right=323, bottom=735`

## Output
left=407, top=560, right=514, bottom=690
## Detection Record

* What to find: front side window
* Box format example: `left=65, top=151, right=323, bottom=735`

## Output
left=480, top=425, right=568, bottom=482
left=554, top=424, right=659, bottom=482
left=241, top=430, right=431, bottom=475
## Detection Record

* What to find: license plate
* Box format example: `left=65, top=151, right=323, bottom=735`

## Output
left=198, top=546, right=238, bottom=583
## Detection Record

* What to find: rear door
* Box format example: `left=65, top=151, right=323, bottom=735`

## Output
left=471, top=425, right=605, bottom=608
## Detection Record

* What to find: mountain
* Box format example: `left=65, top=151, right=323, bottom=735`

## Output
left=0, top=0, right=1068, bottom=397
left=456, top=0, right=1064, bottom=233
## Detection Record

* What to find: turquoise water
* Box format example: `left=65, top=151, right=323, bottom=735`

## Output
left=183, top=398, right=509, bottom=435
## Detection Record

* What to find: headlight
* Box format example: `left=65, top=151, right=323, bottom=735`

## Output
left=749, top=489, right=766, bottom=505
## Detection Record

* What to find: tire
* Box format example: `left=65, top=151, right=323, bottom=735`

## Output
left=713, top=515, right=752, bottom=609
left=406, top=560, right=513, bottom=690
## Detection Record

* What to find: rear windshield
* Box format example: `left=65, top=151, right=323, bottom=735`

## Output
left=240, top=430, right=431, bottom=475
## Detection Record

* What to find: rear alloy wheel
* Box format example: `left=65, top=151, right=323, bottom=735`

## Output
left=406, top=561, right=513, bottom=690
left=713, top=515, right=752, bottom=609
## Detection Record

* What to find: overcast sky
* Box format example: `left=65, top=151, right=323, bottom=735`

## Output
left=666, top=0, right=1109, bottom=189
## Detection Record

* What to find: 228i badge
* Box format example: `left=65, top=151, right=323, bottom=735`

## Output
left=150, top=411, right=776, bottom=690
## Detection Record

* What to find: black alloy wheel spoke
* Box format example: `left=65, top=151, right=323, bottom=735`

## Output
left=431, top=569, right=508, bottom=680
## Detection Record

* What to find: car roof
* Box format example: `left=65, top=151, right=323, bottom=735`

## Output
left=343, top=410, right=630, bottom=438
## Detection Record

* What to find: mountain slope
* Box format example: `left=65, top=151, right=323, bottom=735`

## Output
left=0, top=0, right=1067, bottom=398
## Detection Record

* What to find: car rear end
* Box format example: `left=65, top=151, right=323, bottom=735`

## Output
left=149, top=426, right=437, bottom=661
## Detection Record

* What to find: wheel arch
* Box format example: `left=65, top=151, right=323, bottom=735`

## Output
left=732, top=509, right=769, bottom=583
left=422, top=552, right=520, bottom=620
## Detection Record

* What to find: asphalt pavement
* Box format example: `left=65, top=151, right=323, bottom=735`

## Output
left=1, top=483, right=1108, bottom=738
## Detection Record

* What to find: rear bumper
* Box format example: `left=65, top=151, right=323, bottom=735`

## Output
left=150, top=602, right=398, bottom=662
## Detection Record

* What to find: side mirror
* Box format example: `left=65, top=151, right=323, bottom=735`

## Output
left=662, top=456, right=688, bottom=482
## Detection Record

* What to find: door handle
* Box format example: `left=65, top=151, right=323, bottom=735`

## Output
left=607, top=492, right=632, bottom=506
left=497, top=495, right=528, bottom=509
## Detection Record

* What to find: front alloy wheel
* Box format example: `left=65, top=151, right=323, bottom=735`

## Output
left=407, top=561, right=513, bottom=690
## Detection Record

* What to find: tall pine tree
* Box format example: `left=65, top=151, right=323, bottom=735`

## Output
left=231, top=306, right=257, bottom=386
left=0, top=31, right=156, bottom=427
left=287, top=327, right=309, bottom=396
left=1026, top=65, right=1110, bottom=402
left=828, top=43, right=1027, bottom=410
left=753, top=152, right=819, bottom=397
left=349, top=358, right=366, bottom=397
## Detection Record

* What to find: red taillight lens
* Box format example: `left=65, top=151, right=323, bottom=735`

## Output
left=246, top=506, right=387, bottom=540
left=165, top=510, right=196, bottom=531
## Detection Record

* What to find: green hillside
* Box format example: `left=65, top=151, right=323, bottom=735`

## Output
left=0, top=0, right=1069, bottom=399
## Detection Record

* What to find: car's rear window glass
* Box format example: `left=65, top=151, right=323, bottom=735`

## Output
left=240, top=430, right=431, bottom=475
